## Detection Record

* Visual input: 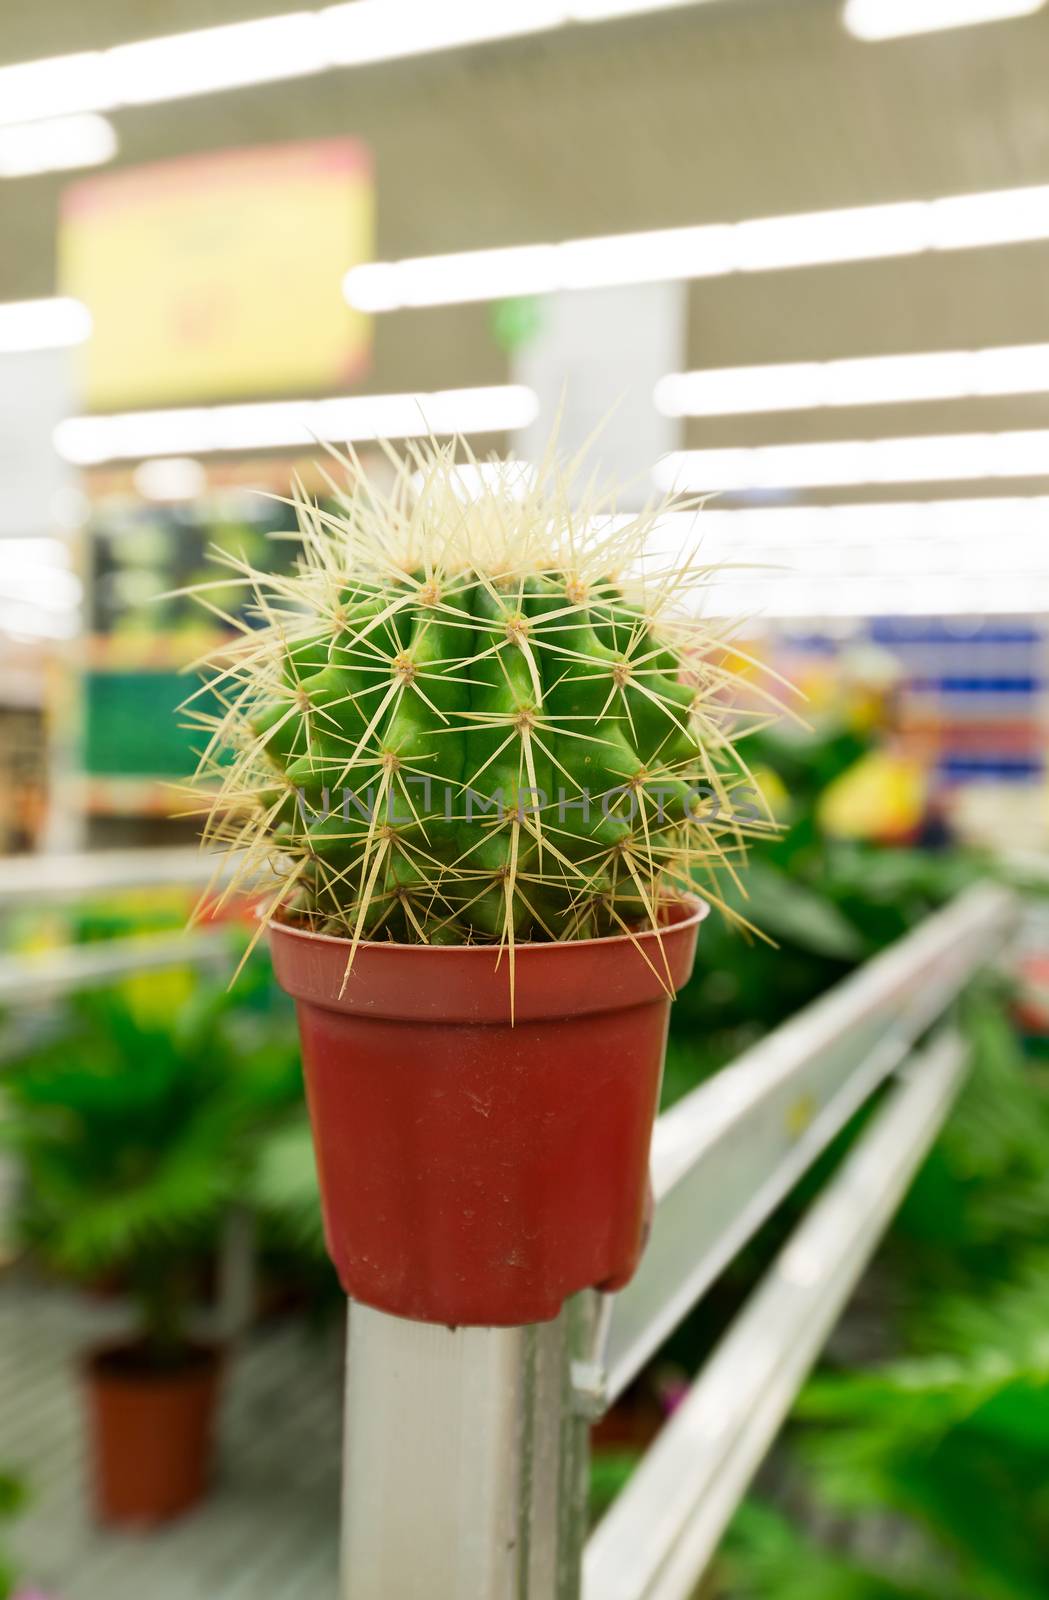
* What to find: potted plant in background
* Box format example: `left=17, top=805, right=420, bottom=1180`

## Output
left=1, top=968, right=298, bottom=1525
left=190, top=440, right=775, bottom=1327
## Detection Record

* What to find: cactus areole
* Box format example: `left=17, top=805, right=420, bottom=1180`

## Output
left=191, top=440, right=772, bottom=1325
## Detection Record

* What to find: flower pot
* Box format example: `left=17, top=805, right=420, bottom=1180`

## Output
left=269, top=898, right=706, bottom=1327
left=83, top=1343, right=222, bottom=1524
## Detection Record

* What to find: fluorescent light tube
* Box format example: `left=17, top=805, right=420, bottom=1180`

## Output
left=0, top=53, right=116, bottom=125
left=929, top=184, right=1049, bottom=250
left=655, top=341, right=1049, bottom=416
left=0, top=0, right=707, bottom=129
left=637, top=498, right=1049, bottom=617
left=342, top=181, right=1049, bottom=310
left=844, top=0, right=1045, bottom=43
left=733, top=201, right=930, bottom=270
left=654, top=428, right=1049, bottom=493
left=346, top=245, right=560, bottom=313
left=0, top=298, right=92, bottom=354
left=109, top=15, right=329, bottom=106
left=570, top=0, right=704, bottom=17
left=651, top=497, right=1049, bottom=550
left=53, top=386, right=540, bottom=465
left=698, top=572, right=1049, bottom=619
left=0, top=114, right=117, bottom=179
left=320, top=1, right=568, bottom=65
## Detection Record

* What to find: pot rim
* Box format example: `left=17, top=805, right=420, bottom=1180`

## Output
left=83, top=1341, right=223, bottom=1385
left=265, top=892, right=708, bottom=956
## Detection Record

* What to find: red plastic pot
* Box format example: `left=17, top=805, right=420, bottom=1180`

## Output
left=83, top=1343, right=222, bottom=1524
left=269, top=898, right=706, bottom=1327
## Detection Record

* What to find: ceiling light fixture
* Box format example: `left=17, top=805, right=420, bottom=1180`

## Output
left=53, top=385, right=540, bottom=465
left=843, top=0, right=1046, bottom=43
left=637, top=498, right=1049, bottom=617
left=0, top=2, right=718, bottom=130
left=109, top=14, right=330, bottom=106
left=643, top=496, right=1049, bottom=547
left=320, top=1, right=567, bottom=65
left=654, top=428, right=1049, bottom=493
left=343, top=182, right=1049, bottom=310
left=0, top=113, right=117, bottom=179
left=570, top=0, right=706, bottom=17
left=655, top=341, right=1049, bottom=416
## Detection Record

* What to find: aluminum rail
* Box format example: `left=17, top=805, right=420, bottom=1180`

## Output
left=0, top=929, right=233, bottom=1005
left=598, top=879, right=1016, bottom=1404
left=583, top=1028, right=969, bottom=1600
left=0, top=847, right=240, bottom=906
left=337, top=883, right=1015, bottom=1600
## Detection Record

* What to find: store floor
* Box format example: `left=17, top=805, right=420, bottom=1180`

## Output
left=2, top=1279, right=342, bottom=1599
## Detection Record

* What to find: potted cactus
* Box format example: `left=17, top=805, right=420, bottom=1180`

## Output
left=190, top=442, right=771, bottom=1326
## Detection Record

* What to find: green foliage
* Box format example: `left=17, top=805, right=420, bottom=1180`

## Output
left=723, top=989, right=1049, bottom=1600
left=793, top=1266, right=1049, bottom=1600
left=589, top=1451, right=640, bottom=1522
left=721, top=1503, right=957, bottom=1600
left=0, top=1470, right=25, bottom=1600
left=1, top=967, right=301, bottom=1358
left=251, top=1117, right=326, bottom=1260
left=892, top=988, right=1049, bottom=1305
left=668, top=717, right=988, bottom=1094
left=192, top=443, right=774, bottom=951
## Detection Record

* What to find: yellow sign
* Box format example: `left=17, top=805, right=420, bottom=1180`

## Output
left=61, top=139, right=373, bottom=410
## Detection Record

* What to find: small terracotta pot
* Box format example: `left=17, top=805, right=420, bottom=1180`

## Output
left=269, top=899, right=705, bottom=1327
left=83, top=1343, right=222, bottom=1524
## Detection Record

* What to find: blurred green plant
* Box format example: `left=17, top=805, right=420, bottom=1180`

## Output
left=891, top=990, right=1049, bottom=1305
left=669, top=719, right=994, bottom=1098
left=1, top=966, right=302, bottom=1363
left=720, top=990, right=1049, bottom=1600
left=251, top=1117, right=326, bottom=1261
left=720, top=1502, right=957, bottom=1600
left=0, top=1471, right=25, bottom=1600
left=589, top=1450, right=641, bottom=1523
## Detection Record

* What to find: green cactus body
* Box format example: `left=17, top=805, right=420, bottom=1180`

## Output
left=192, top=445, right=773, bottom=952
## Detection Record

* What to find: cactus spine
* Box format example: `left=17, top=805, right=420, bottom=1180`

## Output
left=189, top=442, right=773, bottom=955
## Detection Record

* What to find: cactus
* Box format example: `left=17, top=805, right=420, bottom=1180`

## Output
left=188, top=441, right=774, bottom=957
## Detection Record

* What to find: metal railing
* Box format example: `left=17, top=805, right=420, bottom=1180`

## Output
left=584, top=1031, right=967, bottom=1600
left=340, top=881, right=1018, bottom=1600
left=0, top=846, right=238, bottom=1003
left=0, top=845, right=238, bottom=907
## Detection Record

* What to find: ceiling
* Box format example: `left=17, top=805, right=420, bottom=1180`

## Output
left=5, top=0, right=1049, bottom=492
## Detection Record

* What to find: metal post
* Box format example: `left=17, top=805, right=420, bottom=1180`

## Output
left=341, top=1294, right=597, bottom=1600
